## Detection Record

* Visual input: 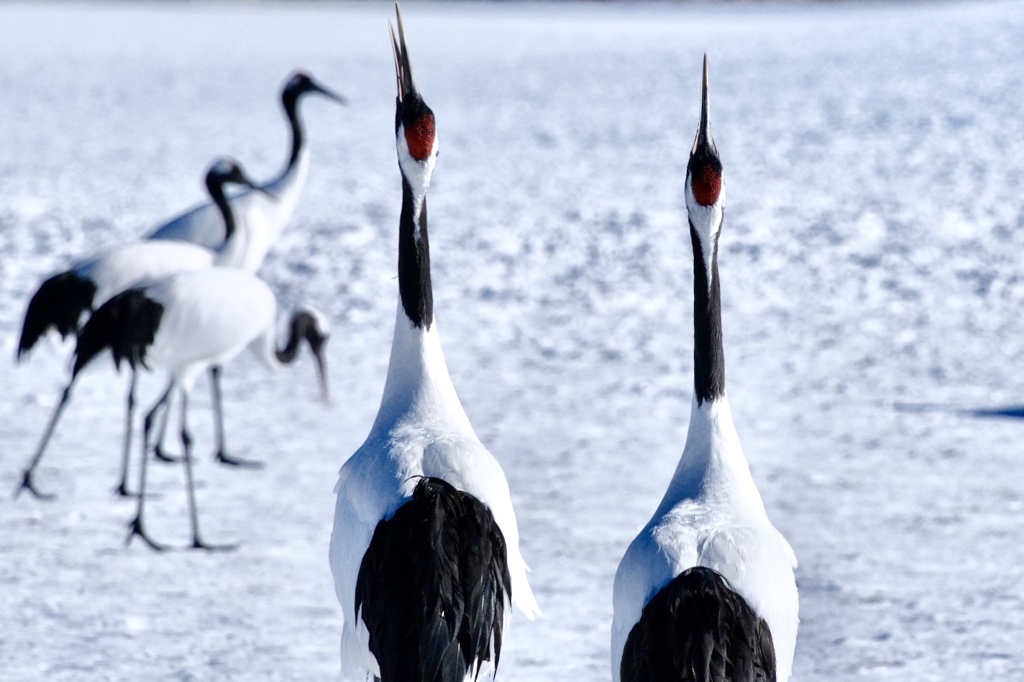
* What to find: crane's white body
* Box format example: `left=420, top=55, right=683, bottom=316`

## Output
left=329, top=307, right=540, bottom=680
left=101, top=264, right=327, bottom=552
left=145, top=147, right=310, bottom=271
left=611, top=395, right=799, bottom=682
left=75, top=240, right=217, bottom=311
left=64, top=201, right=259, bottom=316
left=140, top=268, right=289, bottom=389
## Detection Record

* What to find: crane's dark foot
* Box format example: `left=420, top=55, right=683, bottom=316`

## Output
left=15, top=470, right=56, bottom=501
left=215, top=450, right=264, bottom=470
left=153, top=445, right=181, bottom=463
left=190, top=535, right=237, bottom=552
left=112, top=482, right=161, bottom=499
left=126, top=516, right=168, bottom=552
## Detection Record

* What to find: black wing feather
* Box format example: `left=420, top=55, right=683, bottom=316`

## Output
left=621, top=566, right=776, bottom=682
left=355, top=477, right=512, bottom=682
left=18, top=271, right=97, bottom=360
left=73, top=288, right=164, bottom=377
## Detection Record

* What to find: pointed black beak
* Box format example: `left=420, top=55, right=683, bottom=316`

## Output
left=232, top=169, right=278, bottom=203
left=309, top=79, right=348, bottom=106
left=691, top=54, right=717, bottom=158
left=313, top=347, right=330, bottom=404
left=390, top=2, right=418, bottom=102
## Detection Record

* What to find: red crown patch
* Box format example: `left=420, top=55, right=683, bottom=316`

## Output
left=691, top=163, right=722, bottom=207
left=405, top=114, right=436, bottom=162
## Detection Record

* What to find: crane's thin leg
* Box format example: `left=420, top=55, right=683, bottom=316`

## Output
left=113, top=370, right=138, bottom=497
left=210, top=366, right=263, bottom=469
left=16, top=380, right=75, bottom=500
left=126, top=383, right=172, bottom=552
left=153, top=393, right=179, bottom=463
left=181, top=389, right=235, bottom=552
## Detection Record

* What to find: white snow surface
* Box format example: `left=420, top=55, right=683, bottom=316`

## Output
left=2, top=1, right=1024, bottom=680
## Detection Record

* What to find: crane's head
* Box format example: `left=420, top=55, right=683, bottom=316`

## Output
left=292, top=308, right=331, bottom=404
left=685, top=55, right=725, bottom=249
left=282, top=71, right=348, bottom=109
left=390, top=2, right=438, bottom=195
left=205, top=157, right=275, bottom=201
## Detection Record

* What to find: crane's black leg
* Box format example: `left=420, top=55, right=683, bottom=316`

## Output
left=126, top=383, right=172, bottom=552
left=16, top=380, right=75, bottom=501
left=181, top=389, right=235, bottom=552
left=153, top=393, right=179, bottom=463
left=210, top=366, right=263, bottom=469
left=113, top=370, right=137, bottom=497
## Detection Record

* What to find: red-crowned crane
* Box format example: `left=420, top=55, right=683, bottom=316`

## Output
left=72, top=265, right=329, bottom=551
left=611, top=57, right=799, bottom=682
left=328, top=6, right=538, bottom=681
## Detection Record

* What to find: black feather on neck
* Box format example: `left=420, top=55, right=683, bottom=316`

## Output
left=276, top=311, right=319, bottom=364
left=282, top=88, right=305, bottom=169
left=206, top=174, right=237, bottom=243
left=398, top=177, right=433, bottom=329
left=690, top=222, right=725, bottom=405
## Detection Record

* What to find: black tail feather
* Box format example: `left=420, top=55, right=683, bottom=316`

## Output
left=355, top=477, right=512, bottom=682
left=18, top=271, right=97, bottom=360
left=621, top=566, right=776, bottom=682
left=73, top=289, right=164, bottom=377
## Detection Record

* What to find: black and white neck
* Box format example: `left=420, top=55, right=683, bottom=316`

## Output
left=206, top=162, right=241, bottom=243
left=280, top=71, right=348, bottom=172
left=372, top=8, right=468, bottom=435
left=660, top=55, right=764, bottom=509
left=280, top=72, right=347, bottom=171
left=396, top=105, right=437, bottom=331
left=282, top=81, right=308, bottom=171
left=271, top=309, right=331, bottom=401
left=204, top=157, right=263, bottom=264
left=685, top=56, right=727, bottom=409
left=391, top=13, right=439, bottom=332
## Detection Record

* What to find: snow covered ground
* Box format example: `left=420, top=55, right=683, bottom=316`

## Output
left=2, top=0, right=1024, bottom=679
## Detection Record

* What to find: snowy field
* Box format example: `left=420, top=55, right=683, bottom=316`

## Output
left=2, top=0, right=1024, bottom=679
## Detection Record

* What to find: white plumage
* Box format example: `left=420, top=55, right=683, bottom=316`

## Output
left=76, top=241, right=216, bottom=306
left=329, top=306, right=541, bottom=676
left=143, top=271, right=289, bottom=387
left=120, top=268, right=327, bottom=391
left=611, top=396, right=799, bottom=681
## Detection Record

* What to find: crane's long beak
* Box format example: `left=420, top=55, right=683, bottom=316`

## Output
left=390, top=2, right=417, bottom=102
left=239, top=175, right=278, bottom=202
left=313, top=348, right=330, bottom=404
left=691, top=54, right=716, bottom=156
left=249, top=182, right=278, bottom=203
left=311, top=80, right=348, bottom=106
left=230, top=167, right=278, bottom=203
